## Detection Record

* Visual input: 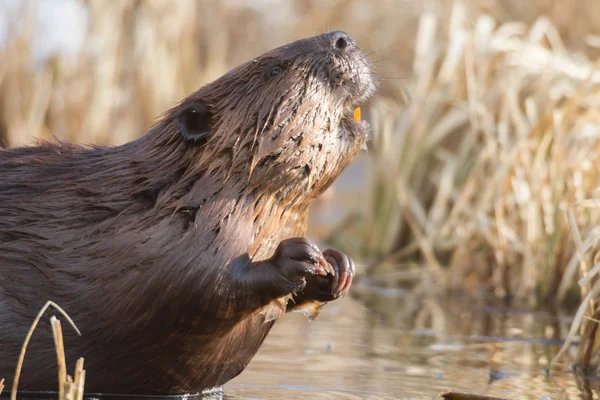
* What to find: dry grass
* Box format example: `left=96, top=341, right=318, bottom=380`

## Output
left=338, top=2, right=600, bottom=305
left=3, top=0, right=600, bottom=374
left=8, top=301, right=84, bottom=400
left=50, top=317, right=86, bottom=400
left=343, top=0, right=600, bottom=372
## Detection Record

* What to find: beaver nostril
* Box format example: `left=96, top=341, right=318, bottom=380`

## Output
left=329, top=31, right=355, bottom=51
left=335, top=37, right=348, bottom=50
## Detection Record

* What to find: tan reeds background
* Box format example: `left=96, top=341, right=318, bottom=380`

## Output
left=349, top=3, right=600, bottom=302
left=2, top=0, right=600, bottom=370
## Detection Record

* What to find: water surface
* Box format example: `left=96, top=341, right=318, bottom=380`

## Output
left=225, top=292, right=596, bottom=400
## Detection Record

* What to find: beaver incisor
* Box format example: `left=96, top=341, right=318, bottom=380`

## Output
left=0, top=31, right=375, bottom=394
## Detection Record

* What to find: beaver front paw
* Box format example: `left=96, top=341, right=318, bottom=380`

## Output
left=292, top=248, right=355, bottom=305
left=266, top=237, right=334, bottom=294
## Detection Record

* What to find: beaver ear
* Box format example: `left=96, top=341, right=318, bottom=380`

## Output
left=175, top=101, right=212, bottom=143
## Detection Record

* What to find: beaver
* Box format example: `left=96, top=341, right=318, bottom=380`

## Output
left=0, top=31, right=375, bottom=395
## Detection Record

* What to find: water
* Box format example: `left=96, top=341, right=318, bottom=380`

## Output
left=3, top=292, right=592, bottom=400
left=224, top=291, right=597, bottom=400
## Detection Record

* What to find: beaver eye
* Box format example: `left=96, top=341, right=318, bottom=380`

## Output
left=269, top=66, right=282, bottom=77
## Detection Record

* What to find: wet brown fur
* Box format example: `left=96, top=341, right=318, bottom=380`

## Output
left=0, top=31, right=374, bottom=394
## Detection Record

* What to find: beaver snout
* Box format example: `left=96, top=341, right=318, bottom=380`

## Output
left=317, top=31, right=375, bottom=105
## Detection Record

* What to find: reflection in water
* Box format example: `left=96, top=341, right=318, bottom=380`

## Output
left=225, top=292, right=598, bottom=400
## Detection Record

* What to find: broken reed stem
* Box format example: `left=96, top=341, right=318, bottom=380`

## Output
left=75, top=361, right=86, bottom=400
left=51, top=317, right=67, bottom=400
left=74, top=358, right=83, bottom=389
left=11, top=301, right=81, bottom=400
left=51, top=318, right=87, bottom=400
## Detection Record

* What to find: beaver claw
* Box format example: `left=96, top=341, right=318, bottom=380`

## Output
left=287, top=247, right=355, bottom=308
left=322, top=248, right=355, bottom=298
left=267, top=237, right=334, bottom=292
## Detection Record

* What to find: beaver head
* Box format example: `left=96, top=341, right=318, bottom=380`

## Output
left=162, top=31, right=376, bottom=205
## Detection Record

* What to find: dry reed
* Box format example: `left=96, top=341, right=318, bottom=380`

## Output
left=9, top=301, right=83, bottom=400
left=347, top=0, right=600, bottom=372
left=331, top=2, right=600, bottom=308
left=51, top=317, right=86, bottom=400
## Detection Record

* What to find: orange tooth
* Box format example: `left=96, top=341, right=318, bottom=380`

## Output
left=353, top=107, right=361, bottom=122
